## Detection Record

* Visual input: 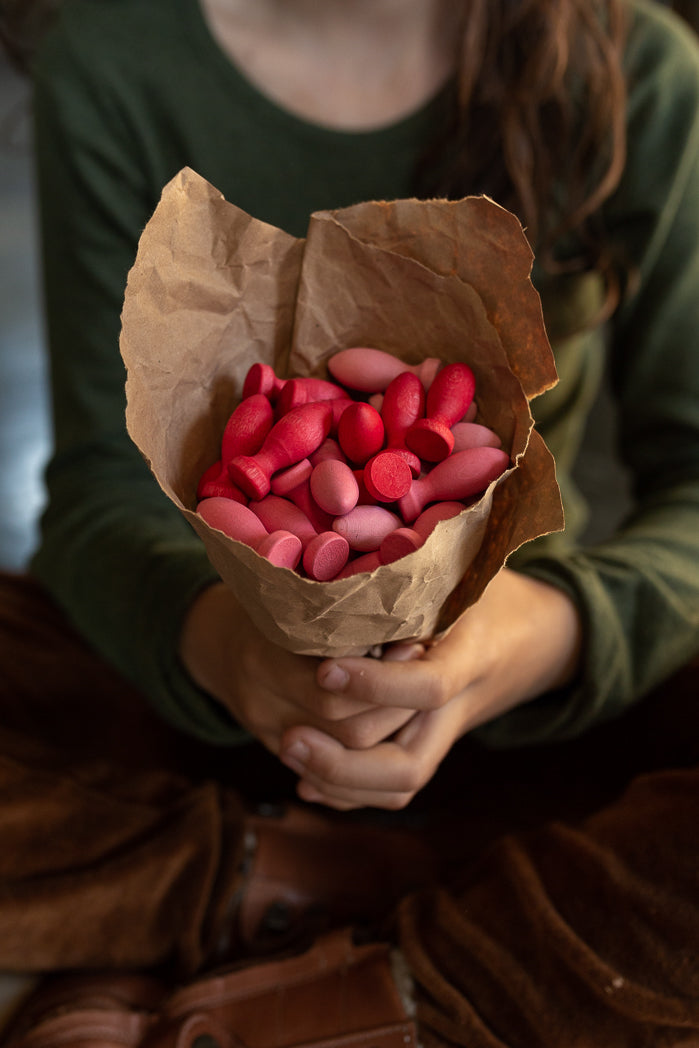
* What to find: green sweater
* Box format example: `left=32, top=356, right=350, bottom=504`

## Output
left=30, top=0, right=699, bottom=746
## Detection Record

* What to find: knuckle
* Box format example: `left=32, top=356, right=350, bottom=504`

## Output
left=395, top=759, right=430, bottom=795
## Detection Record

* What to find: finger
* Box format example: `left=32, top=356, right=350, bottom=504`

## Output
left=291, top=734, right=424, bottom=811
left=323, top=704, right=417, bottom=750
left=308, top=691, right=380, bottom=722
left=295, top=780, right=414, bottom=813
left=279, top=709, right=448, bottom=804
left=316, top=651, right=453, bottom=711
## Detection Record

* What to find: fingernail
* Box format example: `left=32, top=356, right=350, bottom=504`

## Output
left=319, top=664, right=349, bottom=692
left=281, top=740, right=310, bottom=773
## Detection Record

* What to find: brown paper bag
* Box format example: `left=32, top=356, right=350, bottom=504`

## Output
left=121, top=168, right=563, bottom=656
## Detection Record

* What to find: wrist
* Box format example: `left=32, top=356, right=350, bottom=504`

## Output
left=179, top=582, right=246, bottom=705
left=439, top=568, right=583, bottom=733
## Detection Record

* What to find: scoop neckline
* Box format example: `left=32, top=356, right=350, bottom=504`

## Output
left=183, top=0, right=453, bottom=143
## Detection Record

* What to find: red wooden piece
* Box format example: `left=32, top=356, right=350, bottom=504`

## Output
left=379, top=501, right=464, bottom=563
left=398, top=447, right=509, bottom=522
left=229, top=402, right=333, bottom=500
left=328, top=397, right=354, bottom=434
left=380, top=372, right=424, bottom=476
left=196, top=460, right=247, bottom=503
left=221, top=393, right=274, bottom=465
left=196, top=497, right=302, bottom=569
left=413, top=500, right=467, bottom=538
left=363, top=451, right=412, bottom=503
left=242, top=362, right=286, bottom=401
left=378, top=527, right=422, bottom=564
left=353, top=469, right=375, bottom=506
left=250, top=494, right=318, bottom=547
left=406, top=363, right=477, bottom=462
left=334, top=550, right=382, bottom=579
left=327, top=347, right=441, bottom=393
left=337, top=402, right=385, bottom=466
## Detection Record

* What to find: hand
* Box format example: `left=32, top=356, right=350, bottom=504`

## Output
left=279, top=568, right=583, bottom=810
left=179, top=582, right=416, bottom=754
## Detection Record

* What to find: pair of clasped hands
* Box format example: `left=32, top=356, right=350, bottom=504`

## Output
left=181, top=567, right=582, bottom=810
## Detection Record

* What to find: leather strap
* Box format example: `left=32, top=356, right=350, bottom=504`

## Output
left=2, top=931, right=417, bottom=1048
left=147, top=929, right=418, bottom=1048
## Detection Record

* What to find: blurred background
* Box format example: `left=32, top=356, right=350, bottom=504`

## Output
left=0, top=53, right=49, bottom=571
left=0, top=1, right=696, bottom=573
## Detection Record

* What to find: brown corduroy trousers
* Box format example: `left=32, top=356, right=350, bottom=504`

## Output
left=0, top=571, right=697, bottom=1045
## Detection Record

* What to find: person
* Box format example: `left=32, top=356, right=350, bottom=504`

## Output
left=17, top=0, right=699, bottom=808
left=0, top=0, right=697, bottom=1042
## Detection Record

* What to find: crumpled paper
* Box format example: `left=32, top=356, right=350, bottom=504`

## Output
left=121, top=167, right=563, bottom=656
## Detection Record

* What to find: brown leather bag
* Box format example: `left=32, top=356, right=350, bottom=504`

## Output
left=2, top=930, right=417, bottom=1048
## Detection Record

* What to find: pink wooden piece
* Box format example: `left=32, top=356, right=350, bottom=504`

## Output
left=250, top=494, right=318, bottom=547
left=255, top=532, right=303, bottom=569
left=451, top=421, right=502, bottom=452
left=196, top=460, right=247, bottom=503
left=229, top=401, right=333, bottom=500
left=398, top=447, right=509, bottom=522
left=327, top=347, right=442, bottom=393
left=221, top=393, right=274, bottom=464
left=303, top=532, right=351, bottom=581
left=332, top=505, right=402, bottom=551
left=337, top=402, right=385, bottom=466
left=363, top=451, right=413, bottom=503
left=309, top=438, right=348, bottom=467
left=196, top=497, right=302, bottom=569
left=310, top=459, right=360, bottom=516
left=406, top=363, right=477, bottom=462
left=242, top=362, right=286, bottom=402
left=270, top=460, right=334, bottom=532
left=276, top=377, right=349, bottom=416
left=378, top=527, right=423, bottom=564
left=270, top=458, right=313, bottom=494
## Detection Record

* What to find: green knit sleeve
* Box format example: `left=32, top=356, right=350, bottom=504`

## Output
left=477, top=1, right=699, bottom=747
left=29, top=12, right=249, bottom=745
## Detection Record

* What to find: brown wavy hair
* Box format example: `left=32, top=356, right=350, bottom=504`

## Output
left=416, top=0, right=630, bottom=310
left=2, top=0, right=629, bottom=302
